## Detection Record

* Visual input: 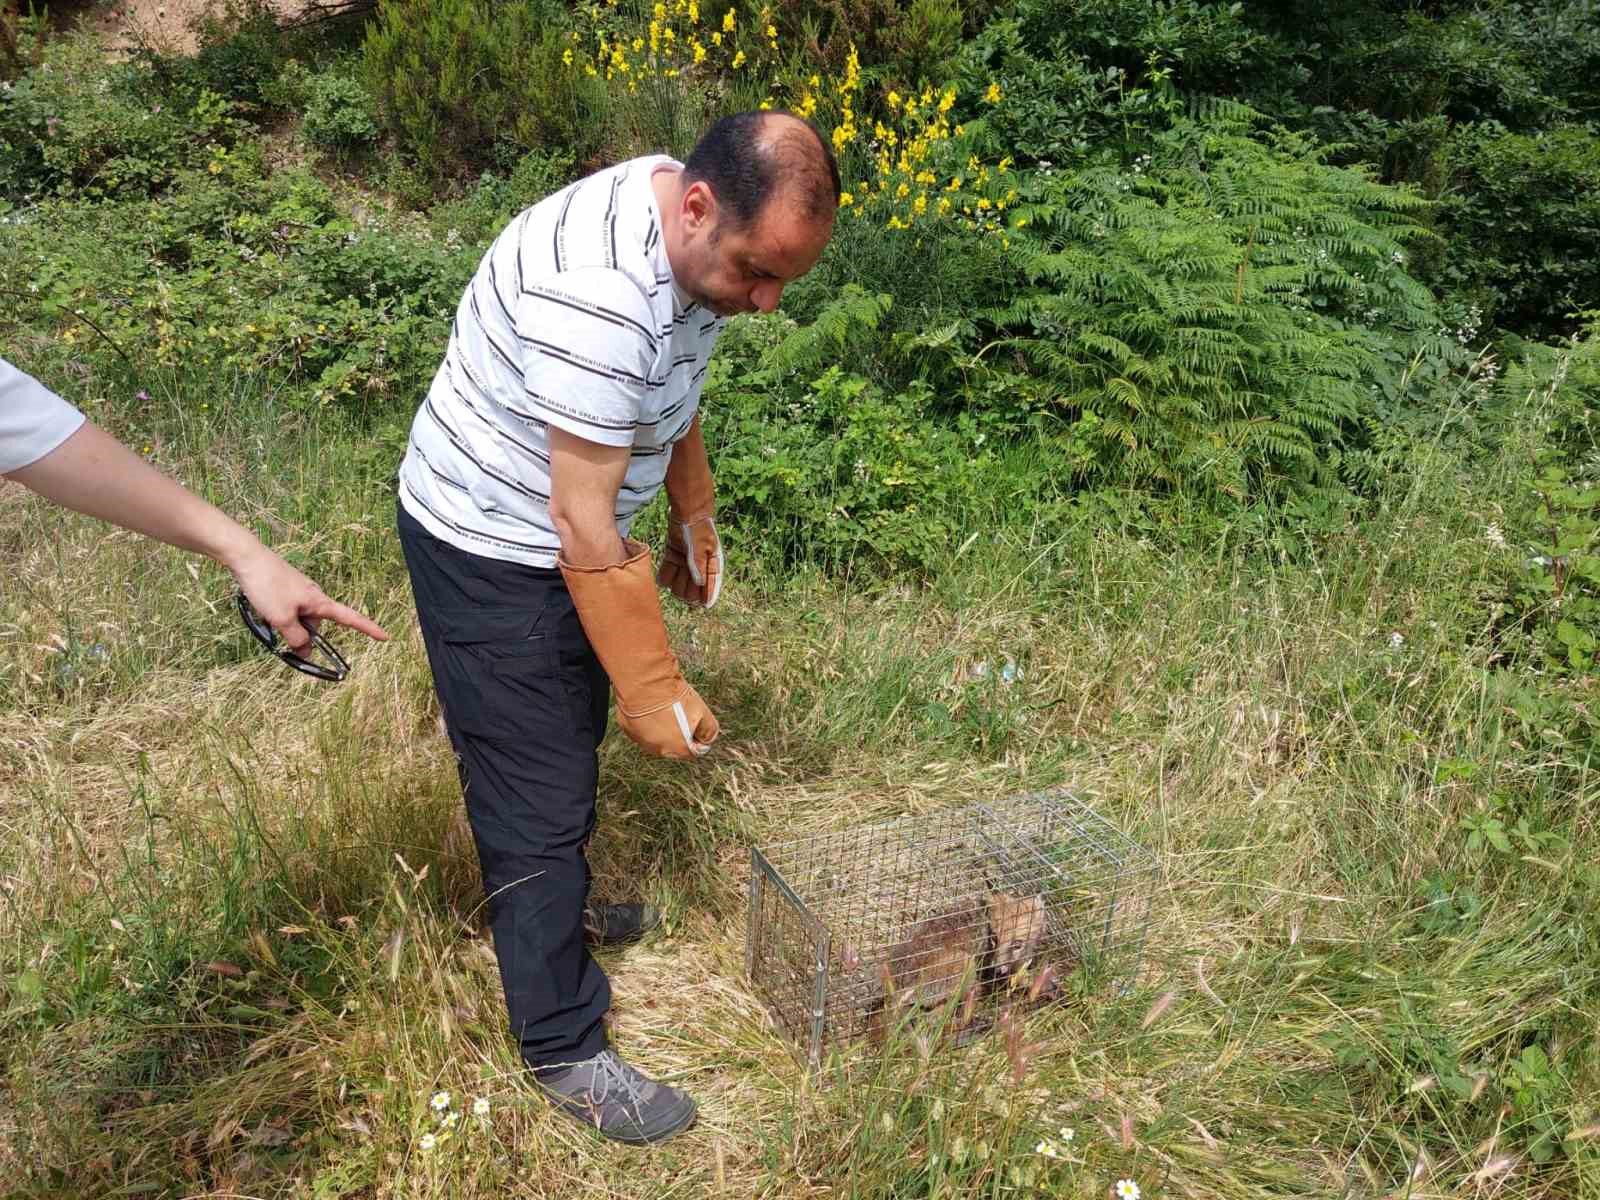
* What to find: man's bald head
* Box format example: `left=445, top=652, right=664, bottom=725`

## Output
left=682, top=111, right=841, bottom=235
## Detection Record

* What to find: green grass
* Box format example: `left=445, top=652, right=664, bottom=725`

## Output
left=2, top=364, right=1598, bottom=1199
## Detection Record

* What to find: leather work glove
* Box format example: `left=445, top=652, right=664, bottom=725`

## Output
left=560, top=538, right=719, bottom=758
left=656, top=415, right=723, bottom=609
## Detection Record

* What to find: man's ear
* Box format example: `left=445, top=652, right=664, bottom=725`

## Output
left=682, top=179, right=717, bottom=234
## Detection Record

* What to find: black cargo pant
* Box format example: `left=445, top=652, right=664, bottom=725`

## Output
left=397, top=503, right=612, bottom=1069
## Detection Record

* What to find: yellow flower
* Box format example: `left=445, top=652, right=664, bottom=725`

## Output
left=976, top=197, right=991, bottom=210
left=712, top=30, right=721, bottom=44
left=912, top=194, right=927, bottom=216
left=765, top=23, right=776, bottom=37
left=895, top=181, right=910, bottom=199
left=886, top=90, right=901, bottom=110
left=758, top=97, right=772, bottom=109
left=839, top=191, right=854, bottom=207
left=937, top=196, right=952, bottom=215
left=731, top=49, right=745, bottom=67
left=632, top=36, right=644, bottom=51
left=1014, top=217, right=1028, bottom=228
left=563, top=47, right=575, bottom=65
left=809, top=73, right=820, bottom=87
left=663, top=26, right=675, bottom=40
left=983, top=82, right=1002, bottom=104
left=689, top=0, right=699, bottom=20
left=798, top=92, right=817, bottom=117
left=832, top=125, right=850, bottom=152
left=207, top=161, right=222, bottom=175
left=585, top=63, right=598, bottom=75
left=887, top=215, right=904, bottom=230
left=723, top=7, right=736, bottom=31
left=938, top=87, right=955, bottom=113
left=692, top=40, right=706, bottom=62
left=653, top=1, right=665, bottom=17
left=998, top=156, right=1013, bottom=171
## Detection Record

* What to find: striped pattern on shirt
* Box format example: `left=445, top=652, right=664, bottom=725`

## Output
left=398, top=155, right=725, bottom=566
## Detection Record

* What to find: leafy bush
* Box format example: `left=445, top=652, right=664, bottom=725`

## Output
left=994, top=113, right=1450, bottom=500
left=0, top=34, right=245, bottom=200
left=426, top=148, right=580, bottom=248
left=301, top=69, right=379, bottom=151
left=0, top=152, right=472, bottom=410
left=361, top=0, right=606, bottom=182
left=1005, top=0, right=1265, bottom=96
left=183, top=0, right=293, bottom=106
left=702, top=310, right=993, bottom=569
left=1484, top=322, right=1600, bottom=674
left=1438, top=124, right=1600, bottom=339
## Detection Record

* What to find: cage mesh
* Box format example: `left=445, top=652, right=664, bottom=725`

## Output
left=746, top=788, right=1157, bottom=1068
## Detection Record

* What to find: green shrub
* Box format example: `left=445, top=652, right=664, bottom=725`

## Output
left=1484, top=321, right=1600, bottom=675
left=0, top=153, right=471, bottom=411
left=361, top=0, right=606, bottom=183
left=301, top=69, right=379, bottom=151
left=183, top=0, right=292, bottom=105
left=702, top=312, right=993, bottom=569
left=1438, top=124, right=1600, bottom=340
left=979, top=114, right=1448, bottom=501
left=0, top=34, right=244, bottom=200
left=426, top=148, right=580, bottom=248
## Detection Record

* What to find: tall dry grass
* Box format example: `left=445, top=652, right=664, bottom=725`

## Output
left=1, top=368, right=1596, bottom=1198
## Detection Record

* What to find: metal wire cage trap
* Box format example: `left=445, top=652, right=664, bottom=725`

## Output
left=745, top=788, right=1158, bottom=1069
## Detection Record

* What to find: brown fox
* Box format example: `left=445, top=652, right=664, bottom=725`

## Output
left=986, top=890, right=1048, bottom=984
left=865, top=889, right=1048, bottom=1045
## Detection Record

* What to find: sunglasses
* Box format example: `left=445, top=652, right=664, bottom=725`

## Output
left=236, top=592, right=350, bottom=683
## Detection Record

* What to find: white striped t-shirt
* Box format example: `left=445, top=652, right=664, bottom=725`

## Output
left=398, top=155, right=726, bottom=566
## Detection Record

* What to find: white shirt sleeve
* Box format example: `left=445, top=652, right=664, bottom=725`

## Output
left=0, top=357, right=86, bottom=474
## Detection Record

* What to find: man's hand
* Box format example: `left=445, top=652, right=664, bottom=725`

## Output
left=657, top=415, right=723, bottom=609
left=227, top=542, right=389, bottom=656
left=658, top=516, right=722, bottom=608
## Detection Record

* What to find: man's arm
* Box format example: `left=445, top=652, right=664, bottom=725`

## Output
left=548, top=426, right=718, bottom=757
left=546, top=426, right=631, bottom=565
left=7, top=419, right=388, bottom=650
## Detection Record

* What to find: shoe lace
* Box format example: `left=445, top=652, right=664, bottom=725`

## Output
left=587, top=1051, right=651, bottom=1119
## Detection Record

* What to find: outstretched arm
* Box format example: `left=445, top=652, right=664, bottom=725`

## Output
left=7, top=419, right=388, bottom=652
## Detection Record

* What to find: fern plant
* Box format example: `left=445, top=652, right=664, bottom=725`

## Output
left=979, top=107, right=1445, bottom=501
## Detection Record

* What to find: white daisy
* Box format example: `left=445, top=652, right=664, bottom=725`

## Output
left=419, top=1133, right=437, bottom=1151
left=473, top=1097, right=491, bottom=1117
left=1116, top=1180, right=1141, bottom=1200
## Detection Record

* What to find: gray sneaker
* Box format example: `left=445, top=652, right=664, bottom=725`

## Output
left=534, top=1049, right=697, bottom=1145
